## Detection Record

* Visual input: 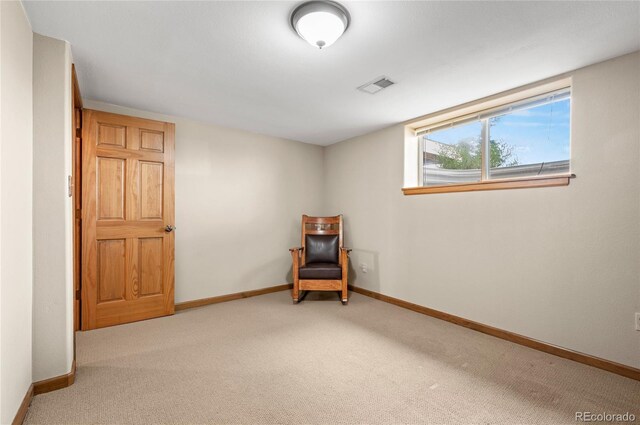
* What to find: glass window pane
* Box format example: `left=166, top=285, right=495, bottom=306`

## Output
left=423, top=121, right=482, bottom=186
left=488, top=98, right=570, bottom=180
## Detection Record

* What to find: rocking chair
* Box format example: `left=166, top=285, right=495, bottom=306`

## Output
left=289, top=215, right=351, bottom=304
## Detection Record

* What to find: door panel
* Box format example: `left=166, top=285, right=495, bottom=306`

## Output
left=139, top=238, right=164, bottom=296
left=82, top=109, right=175, bottom=330
left=98, top=123, right=126, bottom=148
left=97, top=157, right=125, bottom=220
left=140, top=161, right=163, bottom=219
left=140, top=130, right=164, bottom=152
left=97, top=239, right=126, bottom=302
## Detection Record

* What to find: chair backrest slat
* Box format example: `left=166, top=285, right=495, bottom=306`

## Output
left=304, top=216, right=341, bottom=224
left=305, top=229, right=340, bottom=235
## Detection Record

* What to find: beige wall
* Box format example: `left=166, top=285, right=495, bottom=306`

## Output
left=0, top=1, right=33, bottom=423
left=32, top=33, right=74, bottom=382
left=83, top=100, right=325, bottom=302
left=324, top=52, right=640, bottom=368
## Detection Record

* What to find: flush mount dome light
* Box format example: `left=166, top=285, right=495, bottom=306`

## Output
left=291, top=1, right=350, bottom=49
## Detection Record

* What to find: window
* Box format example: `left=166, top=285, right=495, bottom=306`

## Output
left=403, top=80, right=574, bottom=195
left=422, top=120, right=482, bottom=186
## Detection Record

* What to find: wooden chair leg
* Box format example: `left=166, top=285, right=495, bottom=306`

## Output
left=341, top=249, right=349, bottom=305
left=341, top=279, right=348, bottom=305
left=291, top=249, right=300, bottom=304
left=292, top=280, right=299, bottom=304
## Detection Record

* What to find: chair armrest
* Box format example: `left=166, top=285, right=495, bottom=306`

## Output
left=340, top=248, right=350, bottom=280
left=290, top=247, right=303, bottom=264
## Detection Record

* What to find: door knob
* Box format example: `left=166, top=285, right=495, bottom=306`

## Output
left=165, top=225, right=176, bottom=233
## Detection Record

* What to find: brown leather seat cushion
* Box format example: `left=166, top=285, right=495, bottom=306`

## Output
left=305, top=234, right=339, bottom=264
left=299, top=263, right=342, bottom=280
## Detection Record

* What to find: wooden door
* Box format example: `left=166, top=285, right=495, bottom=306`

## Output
left=81, top=110, right=175, bottom=330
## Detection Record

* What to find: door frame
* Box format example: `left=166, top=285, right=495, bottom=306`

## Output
left=72, top=64, right=83, bottom=332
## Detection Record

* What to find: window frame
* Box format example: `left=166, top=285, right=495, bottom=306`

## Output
left=403, top=77, right=575, bottom=195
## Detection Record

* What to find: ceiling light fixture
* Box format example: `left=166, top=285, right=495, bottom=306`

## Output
left=290, top=1, right=350, bottom=49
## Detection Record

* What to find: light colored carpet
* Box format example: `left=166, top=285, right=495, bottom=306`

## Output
left=25, top=291, right=640, bottom=424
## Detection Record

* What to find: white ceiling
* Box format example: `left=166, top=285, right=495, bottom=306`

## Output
left=23, top=1, right=640, bottom=145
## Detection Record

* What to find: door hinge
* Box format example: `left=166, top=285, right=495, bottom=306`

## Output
left=68, top=175, right=73, bottom=197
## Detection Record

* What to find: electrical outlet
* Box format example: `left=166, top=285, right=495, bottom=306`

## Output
left=360, top=263, right=368, bottom=273
left=636, top=313, right=640, bottom=331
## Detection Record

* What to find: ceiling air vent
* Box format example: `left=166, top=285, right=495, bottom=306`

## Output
left=357, top=76, right=395, bottom=94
